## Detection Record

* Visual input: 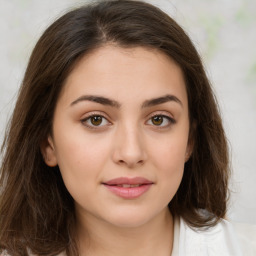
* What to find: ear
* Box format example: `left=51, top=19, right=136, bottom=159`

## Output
left=185, top=142, right=193, bottom=162
left=40, top=136, right=58, bottom=167
left=185, top=121, right=196, bottom=162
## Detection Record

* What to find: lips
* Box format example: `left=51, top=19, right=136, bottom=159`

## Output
left=102, top=177, right=153, bottom=199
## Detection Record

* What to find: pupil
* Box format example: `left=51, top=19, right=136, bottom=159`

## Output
left=152, top=116, right=163, bottom=125
left=91, top=116, right=102, bottom=126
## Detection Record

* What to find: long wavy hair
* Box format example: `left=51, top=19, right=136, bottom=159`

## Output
left=0, top=1, right=230, bottom=255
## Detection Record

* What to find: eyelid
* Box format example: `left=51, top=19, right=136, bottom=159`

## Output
left=145, top=111, right=176, bottom=127
left=80, top=111, right=112, bottom=129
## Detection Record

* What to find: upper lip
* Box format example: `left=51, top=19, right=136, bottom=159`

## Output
left=103, top=177, right=153, bottom=185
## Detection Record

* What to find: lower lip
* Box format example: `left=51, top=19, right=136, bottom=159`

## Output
left=103, top=184, right=152, bottom=199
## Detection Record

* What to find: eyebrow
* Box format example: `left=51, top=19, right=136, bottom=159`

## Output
left=141, top=94, right=183, bottom=108
left=70, top=95, right=121, bottom=108
left=70, top=94, right=183, bottom=108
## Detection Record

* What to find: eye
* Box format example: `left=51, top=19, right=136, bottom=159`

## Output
left=146, top=114, right=175, bottom=128
left=81, top=114, right=111, bottom=128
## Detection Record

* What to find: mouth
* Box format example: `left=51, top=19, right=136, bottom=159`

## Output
left=102, top=177, right=154, bottom=199
left=114, top=184, right=143, bottom=188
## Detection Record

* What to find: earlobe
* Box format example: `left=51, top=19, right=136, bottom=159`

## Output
left=40, top=136, right=58, bottom=167
left=185, top=147, right=192, bottom=162
left=185, top=135, right=194, bottom=162
left=185, top=121, right=196, bottom=162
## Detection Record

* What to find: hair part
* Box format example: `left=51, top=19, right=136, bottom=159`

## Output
left=0, top=1, right=230, bottom=255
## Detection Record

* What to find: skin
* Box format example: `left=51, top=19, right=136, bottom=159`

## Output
left=42, top=45, right=192, bottom=256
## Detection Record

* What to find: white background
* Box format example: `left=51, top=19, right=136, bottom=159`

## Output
left=0, top=0, right=256, bottom=224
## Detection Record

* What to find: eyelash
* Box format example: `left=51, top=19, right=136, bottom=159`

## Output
left=80, top=112, right=176, bottom=130
left=81, top=112, right=111, bottom=130
left=145, top=113, right=176, bottom=128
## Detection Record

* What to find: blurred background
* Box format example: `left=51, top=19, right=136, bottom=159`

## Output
left=0, top=0, right=255, bottom=224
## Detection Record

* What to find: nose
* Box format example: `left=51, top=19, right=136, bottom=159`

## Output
left=112, top=124, right=147, bottom=168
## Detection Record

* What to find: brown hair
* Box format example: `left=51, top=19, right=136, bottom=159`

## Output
left=0, top=1, right=230, bottom=255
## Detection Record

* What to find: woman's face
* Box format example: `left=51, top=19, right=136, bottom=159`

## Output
left=42, top=46, right=191, bottom=228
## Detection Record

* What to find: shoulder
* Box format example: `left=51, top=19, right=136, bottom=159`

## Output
left=178, top=217, right=256, bottom=256
left=0, top=250, right=10, bottom=256
left=0, top=250, right=66, bottom=256
left=232, top=221, right=256, bottom=255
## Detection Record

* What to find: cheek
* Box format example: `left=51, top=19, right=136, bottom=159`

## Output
left=54, top=122, right=110, bottom=167
left=155, top=147, right=185, bottom=206
left=157, top=145, right=185, bottom=189
left=148, top=132, right=188, bottom=197
left=52, top=129, right=111, bottom=195
left=150, top=133, right=188, bottom=171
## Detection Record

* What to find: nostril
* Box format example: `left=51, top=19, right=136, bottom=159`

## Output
left=117, top=159, right=144, bottom=167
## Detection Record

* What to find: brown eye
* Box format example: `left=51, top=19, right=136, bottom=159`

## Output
left=146, top=114, right=176, bottom=128
left=81, top=115, right=110, bottom=129
left=90, top=116, right=103, bottom=126
left=151, top=116, right=163, bottom=126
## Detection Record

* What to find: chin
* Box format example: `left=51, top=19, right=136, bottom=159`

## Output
left=109, top=217, right=151, bottom=229
left=103, top=208, right=160, bottom=229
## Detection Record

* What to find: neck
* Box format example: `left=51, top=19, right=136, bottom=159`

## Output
left=76, top=207, right=174, bottom=256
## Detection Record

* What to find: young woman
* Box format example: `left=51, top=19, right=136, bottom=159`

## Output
left=0, top=1, right=255, bottom=255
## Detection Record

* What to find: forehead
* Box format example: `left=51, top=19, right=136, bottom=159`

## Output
left=59, top=45, right=188, bottom=108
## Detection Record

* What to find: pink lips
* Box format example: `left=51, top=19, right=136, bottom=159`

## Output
left=102, top=177, right=153, bottom=199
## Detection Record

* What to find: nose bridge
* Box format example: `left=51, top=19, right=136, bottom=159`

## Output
left=113, top=120, right=147, bottom=167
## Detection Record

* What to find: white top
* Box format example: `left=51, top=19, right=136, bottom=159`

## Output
left=172, top=216, right=256, bottom=256
left=1, top=217, right=256, bottom=256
